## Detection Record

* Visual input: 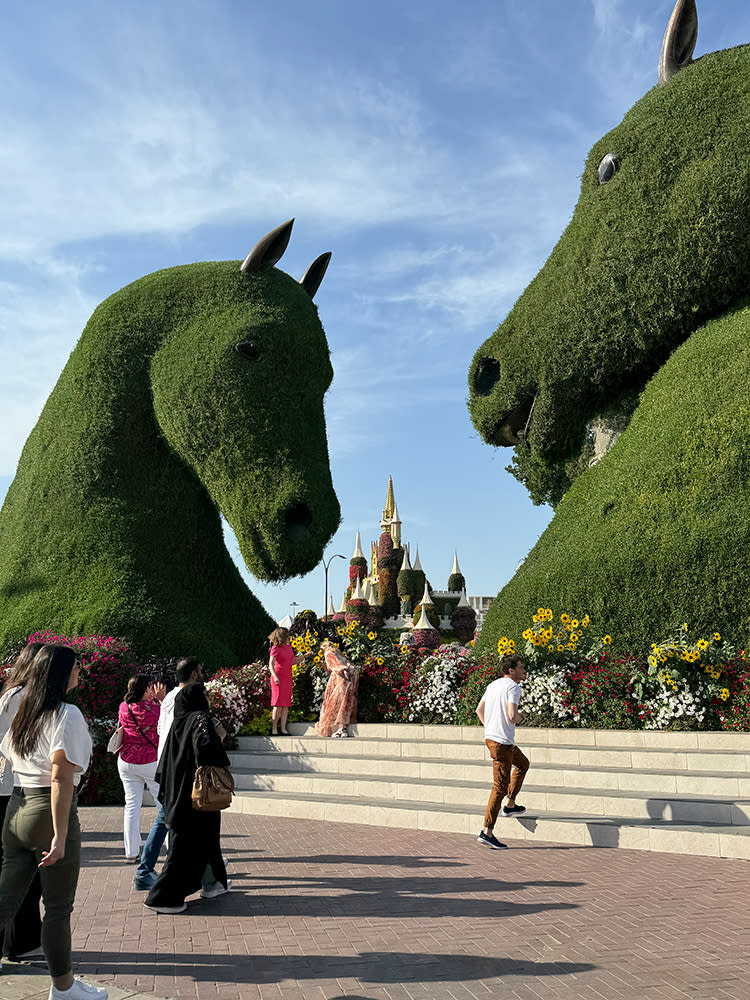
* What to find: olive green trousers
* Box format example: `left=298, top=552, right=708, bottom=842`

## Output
left=0, top=787, right=80, bottom=978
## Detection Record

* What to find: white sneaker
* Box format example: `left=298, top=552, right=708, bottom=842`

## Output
left=200, top=879, right=232, bottom=899
left=145, top=902, right=187, bottom=914
left=49, top=978, right=109, bottom=999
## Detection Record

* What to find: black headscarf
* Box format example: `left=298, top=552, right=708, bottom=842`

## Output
left=156, top=683, right=230, bottom=828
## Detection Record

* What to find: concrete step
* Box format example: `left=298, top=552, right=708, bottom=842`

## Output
left=236, top=734, right=750, bottom=774
left=229, top=723, right=750, bottom=857
left=229, top=749, right=750, bottom=794
left=229, top=789, right=750, bottom=860
left=231, top=767, right=750, bottom=825
left=237, top=724, right=750, bottom=752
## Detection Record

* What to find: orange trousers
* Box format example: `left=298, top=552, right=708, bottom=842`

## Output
left=483, top=739, right=529, bottom=829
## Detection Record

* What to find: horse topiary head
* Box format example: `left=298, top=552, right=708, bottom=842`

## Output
left=148, top=219, right=340, bottom=581
left=468, top=0, right=750, bottom=503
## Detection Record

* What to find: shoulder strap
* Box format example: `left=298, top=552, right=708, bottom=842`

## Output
left=127, top=703, right=158, bottom=750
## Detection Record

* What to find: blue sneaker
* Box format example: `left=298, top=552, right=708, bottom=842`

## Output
left=133, top=871, right=158, bottom=890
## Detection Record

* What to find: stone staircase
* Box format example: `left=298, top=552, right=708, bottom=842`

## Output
left=227, top=723, right=750, bottom=859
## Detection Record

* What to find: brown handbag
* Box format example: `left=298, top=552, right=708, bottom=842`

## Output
left=191, top=765, right=235, bottom=812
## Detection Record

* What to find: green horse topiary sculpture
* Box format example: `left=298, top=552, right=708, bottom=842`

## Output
left=469, top=0, right=750, bottom=652
left=0, top=220, right=341, bottom=667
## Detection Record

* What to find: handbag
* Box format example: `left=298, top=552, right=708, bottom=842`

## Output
left=191, top=765, right=234, bottom=812
left=106, top=725, right=124, bottom=754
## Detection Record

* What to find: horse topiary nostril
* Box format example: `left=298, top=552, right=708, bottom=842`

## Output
left=473, top=358, right=501, bottom=397
left=283, top=502, right=313, bottom=543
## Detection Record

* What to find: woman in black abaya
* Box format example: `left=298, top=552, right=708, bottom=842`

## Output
left=144, top=683, right=230, bottom=914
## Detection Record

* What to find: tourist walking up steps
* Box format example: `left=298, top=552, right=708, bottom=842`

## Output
left=476, top=655, right=530, bottom=851
left=0, top=644, right=107, bottom=999
left=133, top=657, right=202, bottom=891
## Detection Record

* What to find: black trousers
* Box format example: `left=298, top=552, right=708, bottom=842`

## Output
left=145, top=811, right=227, bottom=908
left=0, top=793, right=43, bottom=958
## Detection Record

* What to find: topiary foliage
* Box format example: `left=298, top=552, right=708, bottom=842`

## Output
left=412, top=628, right=441, bottom=651
left=0, top=221, right=340, bottom=668
left=479, top=302, right=750, bottom=653
left=377, top=533, right=400, bottom=617
left=451, top=605, right=477, bottom=645
left=412, top=602, right=441, bottom=631
left=468, top=4, right=750, bottom=652
left=397, top=568, right=424, bottom=610
left=448, top=573, right=466, bottom=593
left=349, top=557, right=367, bottom=585
left=345, top=599, right=370, bottom=627
left=469, top=18, right=750, bottom=501
left=367, top=604, right=385, bottom=633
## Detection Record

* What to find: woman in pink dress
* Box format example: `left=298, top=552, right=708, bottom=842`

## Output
left=268, top=628, right=296, bottom=736
left=316, top=641, right=359, bottom=738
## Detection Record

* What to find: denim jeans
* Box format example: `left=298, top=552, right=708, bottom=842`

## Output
left=135, top=801, right=167, bottom=882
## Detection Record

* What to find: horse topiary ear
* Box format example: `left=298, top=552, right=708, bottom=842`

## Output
left=658, top=0, right=698, bottom=85
left=300, top=252, right=332, bottom=299
left=240, top=219, right=294, bottom=274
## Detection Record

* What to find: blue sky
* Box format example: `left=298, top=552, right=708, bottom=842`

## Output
left=2, top=0, right=749, bottom=627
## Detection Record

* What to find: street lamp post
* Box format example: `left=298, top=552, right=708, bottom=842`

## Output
left=290, top=601, right=298, bottom=621
left=322, top=553, right=345, bottom=620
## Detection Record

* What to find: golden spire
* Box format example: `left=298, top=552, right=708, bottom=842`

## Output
left=383, top=476, right=396, bottom=521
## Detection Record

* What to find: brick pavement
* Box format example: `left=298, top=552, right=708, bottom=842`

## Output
left=2, top=806, right=749, bottom=1000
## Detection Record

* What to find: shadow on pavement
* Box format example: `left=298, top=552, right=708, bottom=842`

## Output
left=76, top=949, right=596, bottom=987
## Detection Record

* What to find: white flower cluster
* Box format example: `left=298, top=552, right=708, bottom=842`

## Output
left=205, top=678, right=251, bottom=735
left=520, top=664, right=577, bottom=722
left=639, top=675, right=708, bottom=729
left=408, top=644, right=471, bottom=724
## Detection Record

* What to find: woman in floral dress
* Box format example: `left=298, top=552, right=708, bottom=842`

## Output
left=316, top=641, right=359, bottom=738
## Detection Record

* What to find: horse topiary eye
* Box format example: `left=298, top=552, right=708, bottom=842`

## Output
left=236, top=341, right=261, bottom=361
left=598, top=153, right=620, bottom=184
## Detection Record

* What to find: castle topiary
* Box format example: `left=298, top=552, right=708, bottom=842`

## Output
left=0, top=221, right=340, bottom=668
left=468, top=0, right=750, bottom=652
left=377, top=531, right=401, bottom=617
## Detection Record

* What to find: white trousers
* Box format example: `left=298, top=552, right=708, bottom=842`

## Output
left=117, top=757, right=159, bottom=859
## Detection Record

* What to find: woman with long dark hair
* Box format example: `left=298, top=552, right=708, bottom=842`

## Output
left=116, top=674, right=165, bottom=862
left=145, top=683, right=231, bottom=914
left=0, top=644, right=106, bottom=999
left=0, top=642, right=44, bottom=962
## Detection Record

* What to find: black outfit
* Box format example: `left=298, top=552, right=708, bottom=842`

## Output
left=0, top=793, right=43, bottom=958
left=145, top=684, right=230, bottom=908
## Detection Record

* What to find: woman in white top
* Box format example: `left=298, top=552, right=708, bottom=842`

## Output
left=0, top=644, right=107, bottom=1000
left=0, top=641, right=44, bottom=961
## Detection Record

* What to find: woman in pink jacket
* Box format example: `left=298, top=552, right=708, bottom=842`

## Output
left=117, top=675, right=166, bottom=862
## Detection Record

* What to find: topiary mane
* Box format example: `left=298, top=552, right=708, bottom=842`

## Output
left=468, top=0, right=750, bottom=651
left=0, top=220, right=341, bottom=667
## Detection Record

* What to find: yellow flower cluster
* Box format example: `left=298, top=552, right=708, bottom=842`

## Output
left=522, top=609, right=593, bottom=654
left=291, top=628, right=318, bottom=655
left=497, top=636, right=516, bottom=655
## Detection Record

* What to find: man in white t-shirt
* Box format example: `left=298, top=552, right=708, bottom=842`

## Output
left=475, top=656, right=530, bottom=850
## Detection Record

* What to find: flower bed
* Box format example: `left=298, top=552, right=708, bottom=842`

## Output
left=2, top=608, right=749, bottom=805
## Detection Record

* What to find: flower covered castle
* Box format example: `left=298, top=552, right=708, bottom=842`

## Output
left=332, top=477, right=480, bottom=642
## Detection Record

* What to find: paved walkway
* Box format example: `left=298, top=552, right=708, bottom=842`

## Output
left=2, top=806, right=749, bottom=1000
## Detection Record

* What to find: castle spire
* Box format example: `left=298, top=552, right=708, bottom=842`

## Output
left=383, top=476, right=396, bottom=520
left=451, top=552, right=461, bottom=576
left=327, top=596, right=336, bottom=616
left=352, top=530, right=364, bottom=560
left=413, top=547, right=424, bottom=573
